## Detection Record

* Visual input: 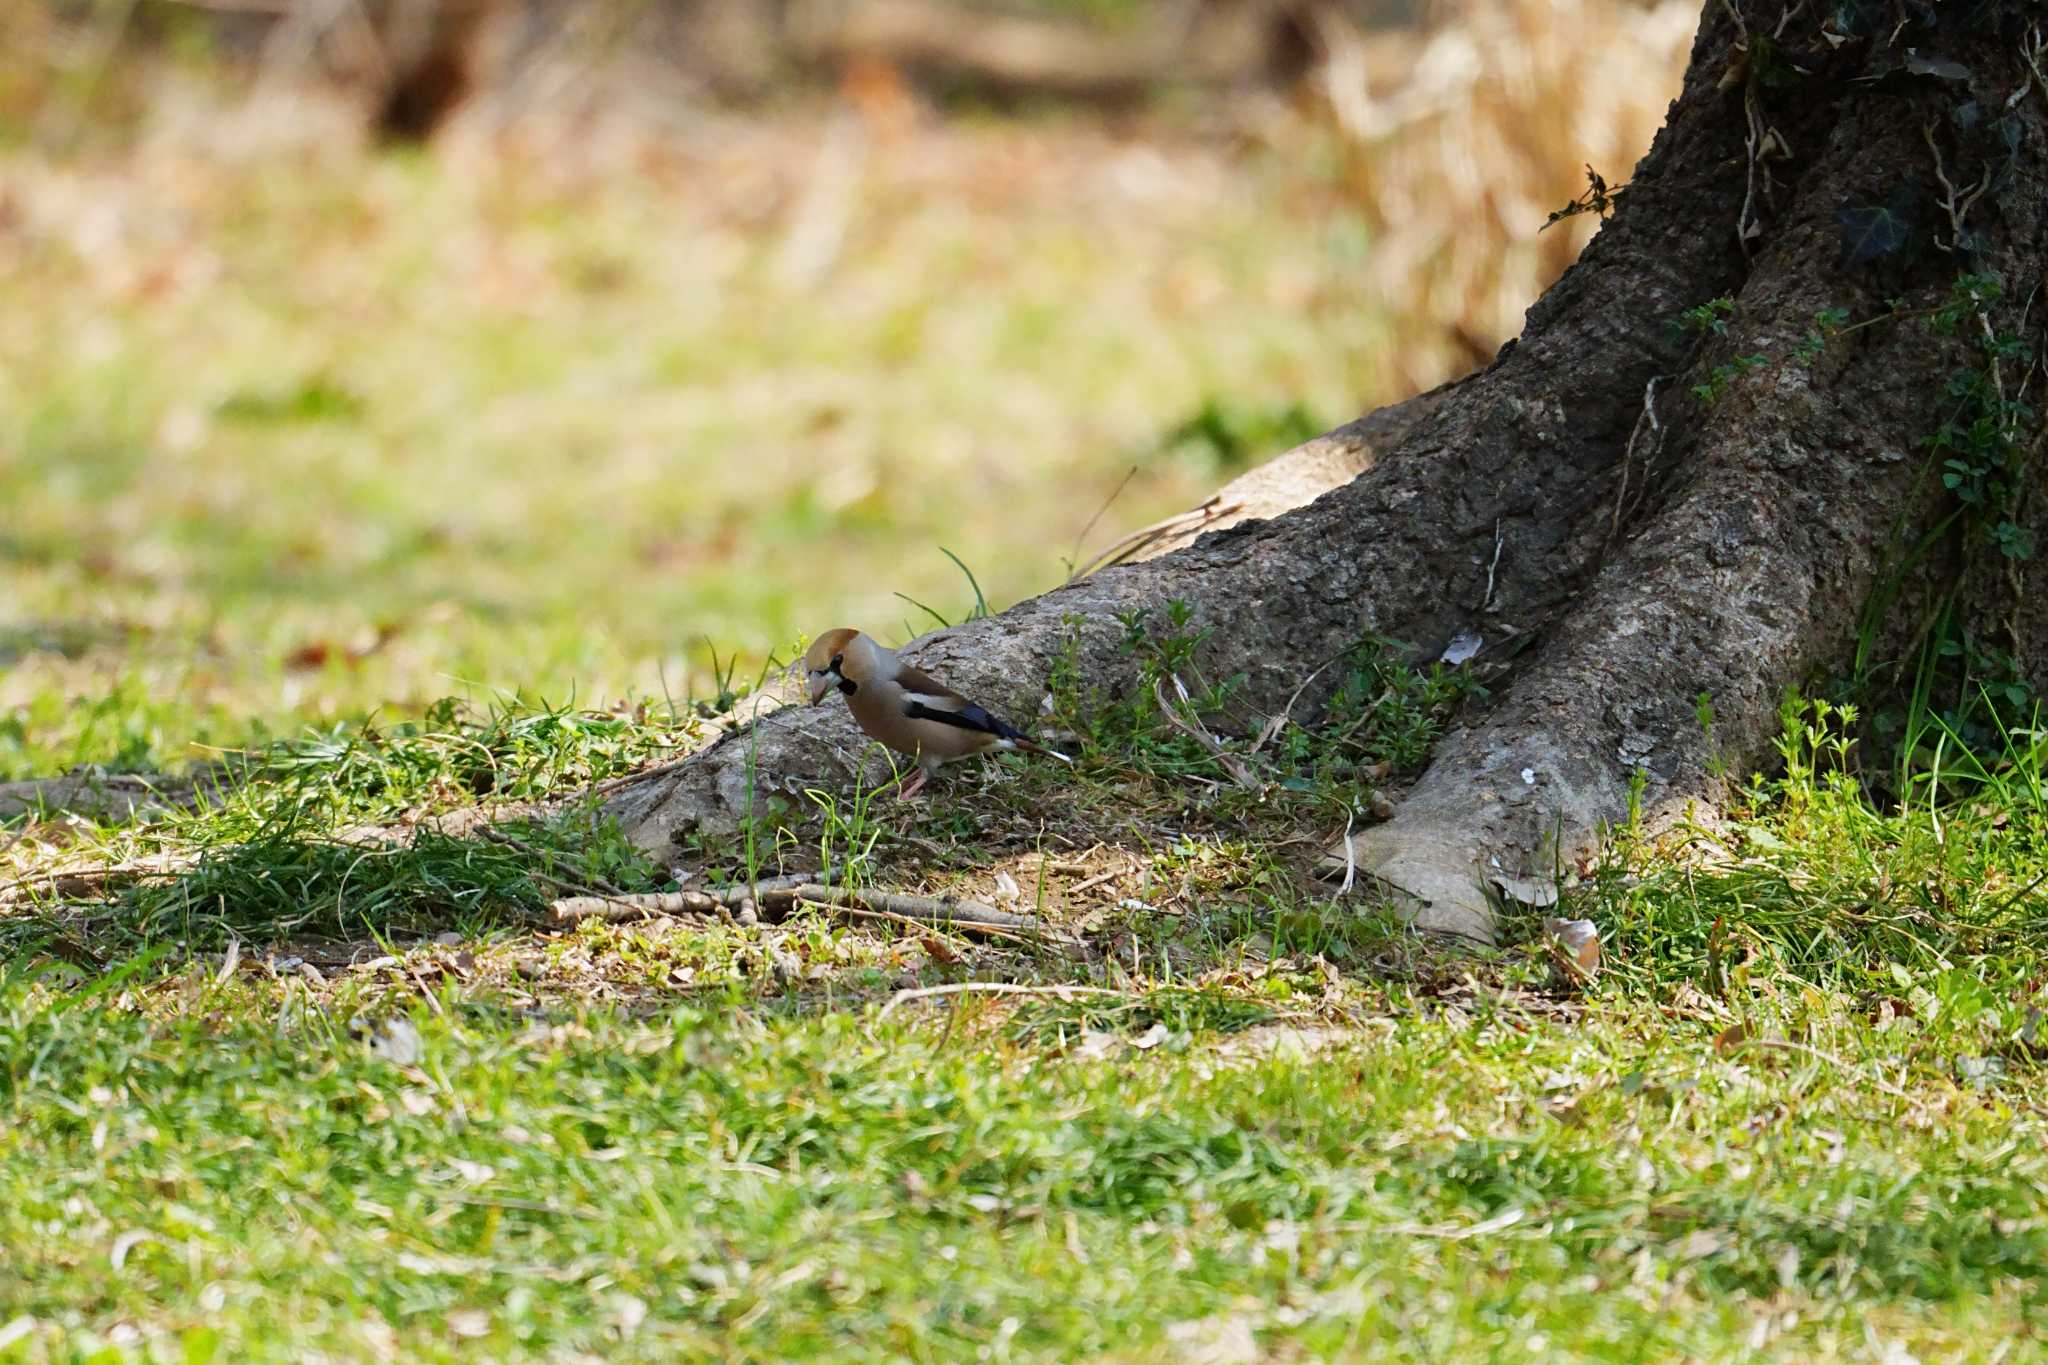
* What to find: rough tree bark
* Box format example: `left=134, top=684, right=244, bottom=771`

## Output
left=610, top=1, right=2048, bottom=941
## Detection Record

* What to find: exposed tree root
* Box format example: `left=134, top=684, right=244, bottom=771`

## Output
left=604, top=2, right=1758, bottom=932
left=605, top=3, right=2048, bottom=943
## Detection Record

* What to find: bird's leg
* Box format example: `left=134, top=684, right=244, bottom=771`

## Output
left=894, top=765, right=930, bottom=802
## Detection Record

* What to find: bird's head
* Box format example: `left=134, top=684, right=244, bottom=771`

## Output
left=803, top=627, right=865, bottom=706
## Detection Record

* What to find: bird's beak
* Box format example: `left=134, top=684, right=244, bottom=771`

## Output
left=807, top=674, right=833, bottom=707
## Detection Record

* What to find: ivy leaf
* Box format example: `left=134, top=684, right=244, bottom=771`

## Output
left=1835, top=187, right=1917, bottom=267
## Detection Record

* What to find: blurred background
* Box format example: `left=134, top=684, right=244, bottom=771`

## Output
left=0, top=0, right=1692, bottom=778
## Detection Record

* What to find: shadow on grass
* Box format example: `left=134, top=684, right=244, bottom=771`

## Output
left=2, top=815, right=654, bottom=981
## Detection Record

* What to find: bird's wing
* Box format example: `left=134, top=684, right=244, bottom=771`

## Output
left=891, top=663, right=968, bottom=704
left=894, top=665, right=1025, bottom=740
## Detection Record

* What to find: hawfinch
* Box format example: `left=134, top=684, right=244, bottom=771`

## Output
left=803, top=627, right=1070, bottom=798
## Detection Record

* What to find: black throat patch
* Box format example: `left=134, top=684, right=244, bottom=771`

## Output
left=838, top=678, right=858, bottom=696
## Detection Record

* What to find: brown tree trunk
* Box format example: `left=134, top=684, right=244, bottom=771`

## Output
left=611, top=2, right=2048, bottom=940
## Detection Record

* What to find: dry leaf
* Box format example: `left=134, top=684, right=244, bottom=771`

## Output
left=1131, top=1022, right=1171, bottom=1050
left=110, top=1230, right=157, bottom=1272
left=1440, top=630, right=1483, bottom=665
left=215, top=934, right=241, bottom=986
left=1165, top=1314, right=1259, bottom=1365
left=448, top=1310, right=490, bottom=1339
left=369, top=1018, right=423, bottom=1066
left=1675, top=1229, right=1723, bottom=1260
left=1073, top=1029, right=1121, bottom=1061
left=612, top=1293, right=649, bottom=1336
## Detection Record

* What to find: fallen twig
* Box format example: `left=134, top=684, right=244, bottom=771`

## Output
left=1250, top=657, right=1340, bottom=756
left=877, top=980, right=1126, bottom=1022
left=548, top=889, right=727, bottom=923
left=0, top=856, right=192, bottom=905
left=1336, top=805, right=1357, bottom=896
left=782, top=884, right=1042, bottom=931
left=1066, top=465, right=1140, bottom=577
left=1065, top=867, right=1124, bottom=898
left=1069, top=496, right=1242, bottom=581
left=807, top=900, right=1024, bottom=945
left=730, top=873, right=815, bottom=897
left=1153, top=676, right=1264, bottom=792
left=550, top=881, right=1055, bottom=940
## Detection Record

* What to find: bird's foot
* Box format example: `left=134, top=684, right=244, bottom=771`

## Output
left=893, top=768, right=930, bottom=802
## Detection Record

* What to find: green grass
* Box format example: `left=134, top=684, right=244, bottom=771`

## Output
left=5, top=63, right=2048, bottom=1365
left=3, top=945, right=2045, bottom=1360
left=5, top=663, right=2048, bottom=1360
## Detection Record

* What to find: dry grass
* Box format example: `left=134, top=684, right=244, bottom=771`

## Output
left=1295, top=0, right=1698, bottom=385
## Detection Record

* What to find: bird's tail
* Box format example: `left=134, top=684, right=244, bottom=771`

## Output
left=1010, top=736, right=1073, bottom=764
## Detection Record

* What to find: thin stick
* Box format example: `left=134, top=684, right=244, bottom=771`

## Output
left=738, top=873, right=817, bottom=897
left=408, top=964, right=450, bottom=1020
left=1736, top=81, right=1764, bottom=261
left=878, top=981, right=1125, bottom=1022
left=772, top=884, right=1044, bottom=932
left=803, top=899, right=1028, bottom=945
left=1153, top=677, right=1263, bottom=792
left=550, top=889, right=726, bottom=923
left=550, top=882, right=1049, bottom=936
left=0, top=858, right=187, bottom=904
left=1066, top=868, right=1123, bottom=897
left=1339, top=1206, right=1531, bottom=1241
left=1066, top=466, right=1140, bottom=578
left=1251, top=657, right=1340, bottom=756
left=1336, top=805, right=1358, bottom=896
left=1482, top=517, right=1505, bottom=611
left=1070, top=496, right=1243, bottom=581
left=1609, top=377, right=1663, bottom=544
left=2018, top=25, right=2048, bottom=115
